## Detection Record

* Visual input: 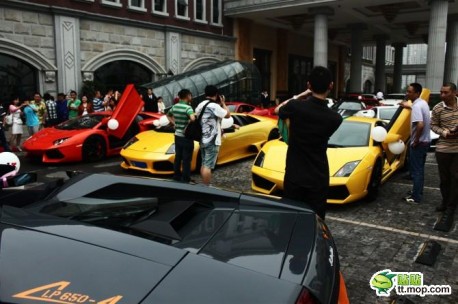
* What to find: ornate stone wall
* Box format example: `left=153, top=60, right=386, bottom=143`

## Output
left=79, top=19, right=166, bottom=68
left=0, top=7, right=56, bottom=63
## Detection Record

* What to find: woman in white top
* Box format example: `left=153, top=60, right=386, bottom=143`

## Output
left=9, top=98, right=25, bottom=151
left=157, top=96, right=165, bottom=113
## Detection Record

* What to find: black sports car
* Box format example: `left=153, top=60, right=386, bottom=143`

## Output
left=0, top=173, right=348, bottom=304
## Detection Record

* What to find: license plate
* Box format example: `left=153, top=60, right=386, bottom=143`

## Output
left=132, top=161, right=147, bottom=168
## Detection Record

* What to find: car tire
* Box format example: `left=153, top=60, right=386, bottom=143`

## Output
left=268, top=128, right=280, bottom=141
left=402, top=143, right=410, bottom=171
left=366, top=159, right=382, bottom=201
left=194, top=151, right=202, bottom=172
left=82, top=136, right=106, bottom=162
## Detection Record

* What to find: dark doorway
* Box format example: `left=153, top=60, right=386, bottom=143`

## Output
left=94, top=60, right=152, bottom=93
left=253, top=48, right=272, bottom=99
left=0, top=53, right=38, bottom=106
left=288, top=55, right=313, bottom=97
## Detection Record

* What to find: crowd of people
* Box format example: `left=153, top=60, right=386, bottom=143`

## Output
left=0, top=87, right=166, bottom=152
left=1, top=77, right=456, bottom=232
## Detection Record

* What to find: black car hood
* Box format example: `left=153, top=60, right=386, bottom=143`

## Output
left=0, top=221, right=176, bottom=304
left=0, top=174, right=339, bottom=304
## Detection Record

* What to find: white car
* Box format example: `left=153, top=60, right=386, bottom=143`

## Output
left=354, top=106, right=439, bottom=149
left=381, top=93, right=405, bottom=106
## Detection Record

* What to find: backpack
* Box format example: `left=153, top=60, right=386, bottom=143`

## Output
left=184, top=101, right=211, bottom=142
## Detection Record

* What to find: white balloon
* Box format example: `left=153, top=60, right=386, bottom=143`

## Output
left=388, top=140, right=405, bottom=154
left=107, top=118, right=119, bottom=130
left=153, top=119, right=160, bottom=127
left=0, top=152, right=20, bottom=174
left=159, top=115, right=170, bottom=126
left=221, top=117, right=234, bottom=129
left=371, top=126, right=388, bottom=142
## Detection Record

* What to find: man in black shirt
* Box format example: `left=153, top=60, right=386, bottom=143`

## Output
left=144, top=87, right=159, bottom=112
left=275, top=66, right=342, bottom=219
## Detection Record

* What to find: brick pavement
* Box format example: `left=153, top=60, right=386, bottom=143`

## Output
left=9, top=141, right=457, bottom=303
left=197, top=153, right=458, bottom=303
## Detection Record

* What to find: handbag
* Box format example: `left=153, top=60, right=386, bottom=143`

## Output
left=5, top=113, right=13, bottom=126
left=185, top=100, right=211, bottom=142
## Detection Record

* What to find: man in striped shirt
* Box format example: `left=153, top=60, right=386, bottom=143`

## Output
left=167, top=89, right=196, bottom=183
left=431, top=82, right=458, bottom=231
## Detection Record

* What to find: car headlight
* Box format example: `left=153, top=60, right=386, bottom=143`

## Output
left=53, top=138, right=70, bottom=145
left=123, top=136, right=139, bottom=149
left=254, top=151, right=265, bottom=167
left=334, top=160, right=361, bottom=177
left=166, top=143, right=175, bottom=154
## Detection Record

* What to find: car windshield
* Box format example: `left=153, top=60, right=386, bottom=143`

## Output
left=55, top=114, right=106, bottom=130
left=378, top=107, right=399, bottom=121
left=335, top=101, right=363, bottom=110
left=38, top=196, right=159, bottom=223
left=328, top=121, right=371, bottom=147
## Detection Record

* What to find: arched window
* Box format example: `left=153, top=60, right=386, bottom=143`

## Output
left=363, top=80, right=373, bottom=93
left=0, top=53, right=38, bottom=103
left=94, top=60, right=152, bottom=93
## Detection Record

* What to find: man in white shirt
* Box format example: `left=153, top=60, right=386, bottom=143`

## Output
left=194, top=85, right=230, bottom=185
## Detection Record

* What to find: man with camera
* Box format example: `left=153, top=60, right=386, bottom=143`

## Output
left=431, top=82, right=458, bottom=232
left=195, top=85, right=230, bottom=185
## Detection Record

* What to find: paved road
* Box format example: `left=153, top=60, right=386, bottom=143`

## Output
left=15, top=152, right=458, bottom=303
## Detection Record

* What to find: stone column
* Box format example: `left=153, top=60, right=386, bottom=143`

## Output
left=392, top=43, right=406, bottom=93
left=276, top=28, right=288, bottom=94
left=166, top=31, right=181, bottom=75
left=309, top=7, right=334, bottom=67
left=444, top=18, right=458, bottom=84
left=425, top=0, right=449, bottom=91
left=348, top=23, right=366, bottom=92
left=235, top=18, right=252, bottom=63
left=374, top=35, right=389, bottom=93
left=54, top=15, right=81, bottom=93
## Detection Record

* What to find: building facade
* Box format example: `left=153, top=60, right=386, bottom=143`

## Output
left=0, top=0, right=235, bottom=102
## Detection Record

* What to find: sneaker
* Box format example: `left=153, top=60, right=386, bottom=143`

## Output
left=403, top=195, right=420, bottom=204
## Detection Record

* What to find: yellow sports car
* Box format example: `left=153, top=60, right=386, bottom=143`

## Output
left=120, top=114, right=279, bottom=174
left=251, top=107, right=412, bottom=204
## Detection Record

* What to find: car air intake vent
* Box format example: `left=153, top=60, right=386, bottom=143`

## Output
left=130, top=200, right=212, bottom=241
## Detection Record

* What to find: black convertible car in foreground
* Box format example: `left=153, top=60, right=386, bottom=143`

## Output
left=0, top=173, right=348, bottom=304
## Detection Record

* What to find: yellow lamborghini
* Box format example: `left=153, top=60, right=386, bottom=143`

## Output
left=120, top=114, right=279, bottom=174
left=251, top=107, right=412, bottom=204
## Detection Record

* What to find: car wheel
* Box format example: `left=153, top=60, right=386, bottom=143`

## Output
left=366, top=159, right=382, bottom=201
left=82, top=136, right=106, bottom=162
left=268, top=128, right=280, bottom=141
left=193, top=151, right=202, bottom=173
left=402, top=143, right=410, bottom=171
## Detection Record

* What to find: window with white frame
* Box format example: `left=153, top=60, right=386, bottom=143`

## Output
left=101, top=0, right=122, bottom=7
left=176, top=0, right=189, bottom=19
left=152, top=0, right=168, bottom=15
left=194, top=0, right=206, bottom=22
left=129, top=0, right=146, bottom=11
left=211, top=0, right=222, bottom=25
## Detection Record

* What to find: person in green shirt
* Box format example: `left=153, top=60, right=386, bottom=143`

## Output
left=67, top=90, right=81, bottom=119
left=167, top=89, right=196, bottom=183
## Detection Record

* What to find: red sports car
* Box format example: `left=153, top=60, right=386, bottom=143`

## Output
left=226, top=102, right=277, bottom=119
left=23, top=84, right=159, bottom=163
